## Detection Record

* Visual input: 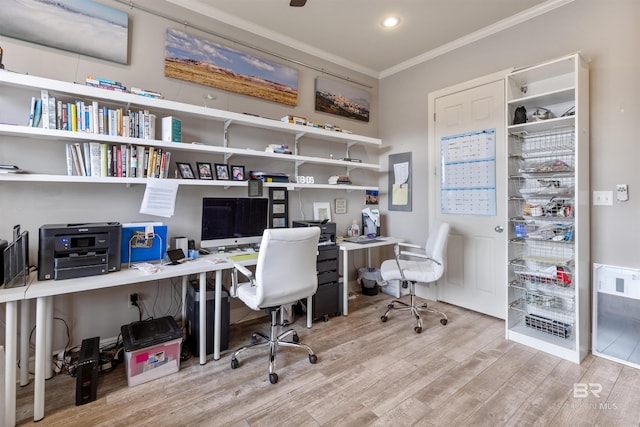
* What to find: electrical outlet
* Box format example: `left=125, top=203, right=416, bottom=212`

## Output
left=128, top=293, right=139, bottom=309
left=593, top=191, right=613, bottom=206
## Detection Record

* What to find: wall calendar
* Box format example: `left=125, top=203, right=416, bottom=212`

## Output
left=440, top=129, right=496, bottom=216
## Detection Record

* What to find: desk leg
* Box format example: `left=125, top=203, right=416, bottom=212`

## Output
left=19, top=300, right=29, bottom=387
left=342, top=248, right=349, bottom=316
left=5, top=301, right=17, bottom=427
left=198, top=272, right=207, bottom=365
left=45, top=299, right=53, bottom=380
left=33, top=296, right=48, bottom=422
left=213, top=270, right=222, bottom=361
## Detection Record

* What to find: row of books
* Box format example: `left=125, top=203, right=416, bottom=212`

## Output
left=30, top=90, right=157, bottom=139
left=85, top=76, right=163, bottom=99
left=65, top=142, right=172, bottom=179
left=328, top=175, right=352, bottom=185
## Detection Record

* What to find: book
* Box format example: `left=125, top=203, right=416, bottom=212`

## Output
left=65, top=144, right=74, bottom=176
left=72, top=143, right=86, bottom=176
left=33, top=97, right=42, bottom=127
left=48, top=96, right=56, bottom=130
left=40, top=90, right=49, bottom=129
left=100, top=143, right=108, bottom=177
left=83, top=142, right=91, bottom=176
left=162, top=151, right=171, bottom=178
left=162, top=116, right=182, bottom=142
left=28, top=96, right=36, bottom=126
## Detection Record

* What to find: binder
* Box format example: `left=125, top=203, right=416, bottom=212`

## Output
left=121, top=224, right=167, bottom=263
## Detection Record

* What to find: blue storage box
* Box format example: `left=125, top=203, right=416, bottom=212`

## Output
left=121, top=224, right=167, bottom=263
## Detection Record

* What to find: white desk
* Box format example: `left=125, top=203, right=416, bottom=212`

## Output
left=339, top=237, right=403, bottom=315
left=22, top=255, right=235, bottom=423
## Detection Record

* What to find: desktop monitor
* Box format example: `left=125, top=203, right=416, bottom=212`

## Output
left=200, top=197, right=268, bottom=250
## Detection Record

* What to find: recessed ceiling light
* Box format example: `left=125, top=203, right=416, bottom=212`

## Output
left=381, top=16, right=400, bottom=28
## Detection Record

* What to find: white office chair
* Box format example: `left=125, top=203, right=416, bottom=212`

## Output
left=229, top=227, right=321, bottom=384
left=380, top=221, right=450, bottom=333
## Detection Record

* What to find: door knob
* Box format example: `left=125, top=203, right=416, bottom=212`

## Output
left=494, top=225, right=504, bottom=233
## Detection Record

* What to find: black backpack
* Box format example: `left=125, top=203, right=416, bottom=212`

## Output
left=513, top=106, right=527, bottom=124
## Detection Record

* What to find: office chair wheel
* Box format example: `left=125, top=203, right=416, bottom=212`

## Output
left=309, top=354, right=318, bottom=364
left=292, top=333, right=299, bottom=343
left=387, top=303, right=394, bottom=309
left=230, top=358, right=239, bottom=369
left=251, top=334, right=259, bottom=345
left=381, top=315, right=388, bottom=322
left=414, top=326, right=422, bottom=333
left=440, top=319, right=448, bottom=325
left=269, top=373, right=278, bottom=384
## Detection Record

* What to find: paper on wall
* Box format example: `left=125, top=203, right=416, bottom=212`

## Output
left=139, top=179, right=179, bottom=217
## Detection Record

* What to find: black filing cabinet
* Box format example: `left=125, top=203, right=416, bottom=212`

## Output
left=313, top=244, right=342, bottom=321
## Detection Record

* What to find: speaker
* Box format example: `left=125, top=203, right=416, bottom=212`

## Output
left=174, top=237, right=188, bottom=257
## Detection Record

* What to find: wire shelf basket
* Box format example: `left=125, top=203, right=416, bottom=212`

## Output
left=509, top=197, right=574, bottom=220
left=509, top=127, right=575, bottom=157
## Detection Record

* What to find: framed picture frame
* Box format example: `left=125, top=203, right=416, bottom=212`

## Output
left=196, top=162, right=213, bottom=180
left=176, top=162, right=196, bottom=179
left=215, top=163, right=230, bottom=180
left=313, top=202, right=331, bottom=221
left=231, top=165, right=245, bottom=181
left=248, top=179, right=263, bottom=197
left=269, top=187, right=288, bottom=228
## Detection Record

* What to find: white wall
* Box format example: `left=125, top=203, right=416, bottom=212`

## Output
left=0, top=0, right=379, bottom=348
left=379, top=0, right=640, bottom=273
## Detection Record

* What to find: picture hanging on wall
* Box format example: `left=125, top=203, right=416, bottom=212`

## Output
left=315, top=76, right=370, bottom=122
left=165, top=28, right=299, bottom=106
left=0, top=0, right=129, bottom=64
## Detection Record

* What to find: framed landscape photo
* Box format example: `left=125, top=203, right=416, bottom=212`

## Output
left=215, top=163, right=230, bottom=180
left=231, top=165, right=245, bottom=181
left=177, top=162, right=195, bottom=179
left=196, top=162, right=213, bottom=180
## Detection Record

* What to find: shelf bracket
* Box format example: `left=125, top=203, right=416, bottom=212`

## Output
left=294, top=132, right=305, bottom=156
left=223, top=153, right=232, bottom=163
left=345, top=141, right=357, bottom=159
left=223, top=119, right=232, bottom=148
left=294, top=159, right=305, bottom=178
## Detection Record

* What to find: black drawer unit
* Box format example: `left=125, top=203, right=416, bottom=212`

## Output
left=313, top=244, right=342, bottom=321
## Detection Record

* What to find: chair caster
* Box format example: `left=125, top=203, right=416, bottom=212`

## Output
left=381, top=315, right=388, bottom=322
left=414, top=326, right=422, bottom=333
left=251, top=335, right=259, bottom=345
left=387, top=303, right=394, bottom=309
left=230, top=358, right=239, bottom=369
left=309, top=354, right=318, bottom=364
left=440, top=319, right=448, bottom=325
left=292, top=333, right=299, bottom=343
left=269, top=373, right=278, bottom=384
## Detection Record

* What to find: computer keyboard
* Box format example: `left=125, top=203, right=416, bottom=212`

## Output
left=228, top=252, right=259, bottom=261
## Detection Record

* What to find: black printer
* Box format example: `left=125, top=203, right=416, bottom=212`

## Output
left=38, top=222, right=121, bottom=281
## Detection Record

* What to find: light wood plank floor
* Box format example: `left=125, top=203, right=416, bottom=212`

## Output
left=14, top=291, right=640, bottom=426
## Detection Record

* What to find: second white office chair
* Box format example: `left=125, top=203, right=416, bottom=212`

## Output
left=229, top=227, right=320, bottom=384
left=380, top=221, right=450, bottom=333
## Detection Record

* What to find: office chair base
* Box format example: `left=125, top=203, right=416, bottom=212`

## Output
left=380, top=293, right=448, bottom=333
left=230, top=309, right=317, bottom=384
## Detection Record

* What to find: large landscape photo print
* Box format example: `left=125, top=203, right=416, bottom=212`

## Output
left=165, top=28, right=298, bottom=106
left=0, top=0, right=128, bottom=64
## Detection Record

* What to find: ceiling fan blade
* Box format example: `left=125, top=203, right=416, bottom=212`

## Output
left=289, top=0, right=307, bottom=7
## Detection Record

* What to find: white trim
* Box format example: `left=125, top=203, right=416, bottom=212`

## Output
left=168, top=0, right=573, bottom=79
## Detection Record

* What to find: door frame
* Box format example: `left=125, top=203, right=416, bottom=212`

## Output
left=425, top=69, right=511, bottom=305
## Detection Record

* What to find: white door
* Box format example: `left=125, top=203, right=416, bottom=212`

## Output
left=427, top=73, right=507, bottom=319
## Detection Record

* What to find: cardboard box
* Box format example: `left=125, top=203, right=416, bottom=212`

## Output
left=121, top=316, right=182, bottom=387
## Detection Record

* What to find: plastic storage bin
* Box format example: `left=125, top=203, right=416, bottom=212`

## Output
left=121, top=316, right=182, bottom=387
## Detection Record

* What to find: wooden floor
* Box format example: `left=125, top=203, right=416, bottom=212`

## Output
left=14, top=291, right=640, bottom=426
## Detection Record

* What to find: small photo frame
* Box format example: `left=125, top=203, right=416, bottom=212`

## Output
left=196, top=162, right=213, bottom=180
left=215, top=163, right=230, bottom=180
left=176, top=162, right=195, bottom=179
left=271, top=189, right=287, bottom=201
left=231, top=165, right=245, bottom=181
left=313, top=202, right=331, bottom=221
